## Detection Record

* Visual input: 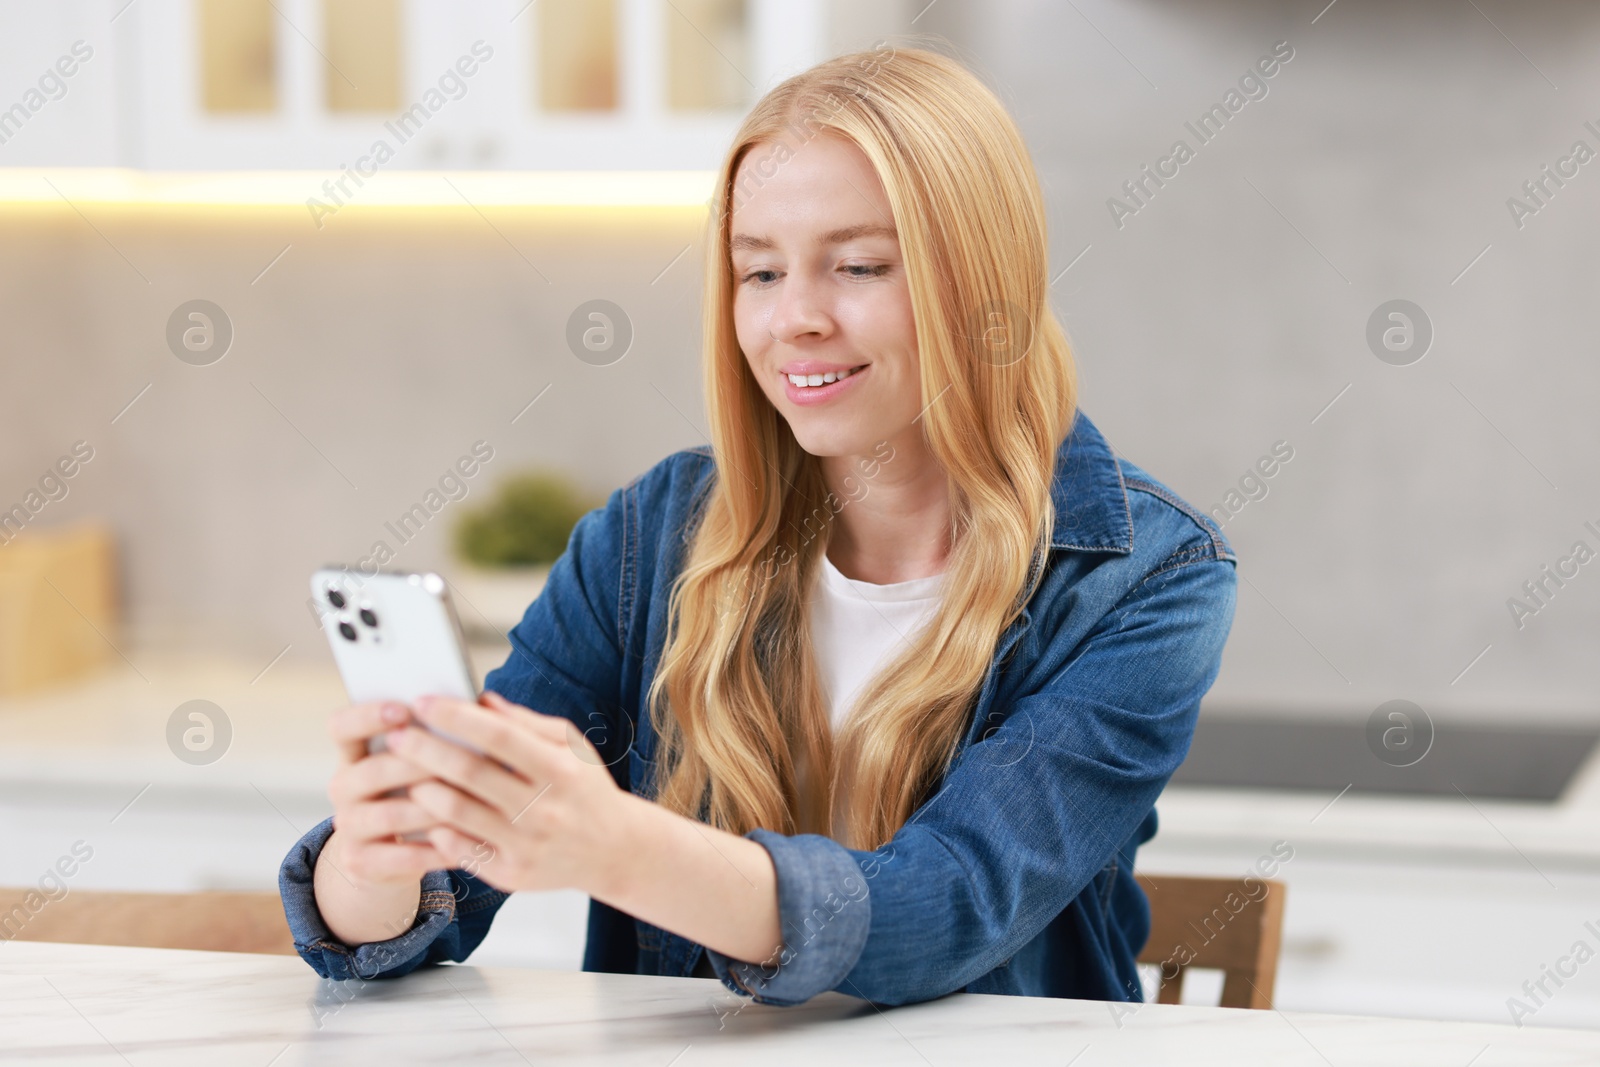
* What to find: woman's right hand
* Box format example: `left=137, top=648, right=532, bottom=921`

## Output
left=312, top=701, right=455, bottom=947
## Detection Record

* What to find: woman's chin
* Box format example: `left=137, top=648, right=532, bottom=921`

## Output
left=788, top=424, right=872, bottom=460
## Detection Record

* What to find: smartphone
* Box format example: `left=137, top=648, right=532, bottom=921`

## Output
left=310, top=567, right=482, bottom=757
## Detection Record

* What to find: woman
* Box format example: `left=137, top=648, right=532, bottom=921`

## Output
left=279, top=46, right=1236, bottom=1008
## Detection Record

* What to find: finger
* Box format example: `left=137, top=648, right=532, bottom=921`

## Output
left=330, top=752, right=439, bottom=807
left=328, top=701, right=411, bottom=763
left=476, top=691, right=595, bottom=753
left=426, top=824, right=499, bottom=875
left=384, top=724, right=536, bottom=819
left=408, top=780, right=519, bottom=847
left=416, top=693, right=572, bottom=764
left=426, top=693, right=569, bottom=742
left=480, top=690, right=548, bottom=725
left=416, top=694, right=574, bottom=770
left=332, top=840, right=457, bottom=885
left=334, top=797, right=440, bottom=844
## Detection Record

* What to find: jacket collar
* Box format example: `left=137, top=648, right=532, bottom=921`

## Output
left=1048, top=408, right=1134, bottom=554
left=692, top=409, right=1133, bottom=554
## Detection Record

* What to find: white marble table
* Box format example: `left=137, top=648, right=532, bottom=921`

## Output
left=3, top=942, right=1597, bottom=1065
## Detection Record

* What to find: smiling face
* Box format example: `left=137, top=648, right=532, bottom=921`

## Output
left=729, top=133, right=923, bottom=461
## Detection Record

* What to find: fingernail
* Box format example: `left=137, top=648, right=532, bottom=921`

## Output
left=381, top=703, right=407, bottom=724
left=414, top=695, right=436, bottom=715
left=385, top=728, right=406, bottom=747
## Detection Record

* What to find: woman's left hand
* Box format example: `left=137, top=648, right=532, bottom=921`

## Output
left=382, top=691, right=632, bottom=896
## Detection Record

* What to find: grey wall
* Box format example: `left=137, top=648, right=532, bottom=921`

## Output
left=3, top=0, right=1597, bottom=725
left=915, top=0, right=1600, bottom=724
left=1, top=207, right=709, bottom=661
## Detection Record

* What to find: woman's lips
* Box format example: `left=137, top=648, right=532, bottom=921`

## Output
left=781, top=364, right=868, bottom=406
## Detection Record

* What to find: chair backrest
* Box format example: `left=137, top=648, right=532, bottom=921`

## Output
left=0, top=887, right=296, bottom=955
left=1134, top=872, right=1286, bottom=1009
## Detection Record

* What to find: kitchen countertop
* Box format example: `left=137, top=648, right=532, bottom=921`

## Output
left=3, top=650, right=1599, bottom=869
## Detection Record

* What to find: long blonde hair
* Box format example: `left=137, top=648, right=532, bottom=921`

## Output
left=646, top=46, right=1078, bottom=850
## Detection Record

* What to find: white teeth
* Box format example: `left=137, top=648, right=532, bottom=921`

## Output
left=787, top=366, right=859, bottom=388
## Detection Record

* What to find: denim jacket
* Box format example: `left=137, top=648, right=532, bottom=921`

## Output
left=279, top=408, right=1237, bottom=1007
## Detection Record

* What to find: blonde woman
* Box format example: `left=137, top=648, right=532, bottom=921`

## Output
left=280, top=46, right=1237, bottom=1008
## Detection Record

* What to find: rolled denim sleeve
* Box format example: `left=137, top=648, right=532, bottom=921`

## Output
left=702, top=830, right=874, bottom=1006
left=711, top=552, right=1236, bottom=1007
left=278, top=817, right=510, bottom=981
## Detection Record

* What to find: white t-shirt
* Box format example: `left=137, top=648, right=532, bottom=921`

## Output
left=808, top=552, right=946, bottom=729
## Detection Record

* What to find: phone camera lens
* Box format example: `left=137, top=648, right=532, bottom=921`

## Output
left=359, top=608, right=379, bottom=628
left=338, top=621, right=358, bottom=642
left=327, top=588, right=347, bottom=609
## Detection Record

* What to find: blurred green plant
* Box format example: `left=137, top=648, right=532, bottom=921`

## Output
left=454, top=470, right=595, bottom=567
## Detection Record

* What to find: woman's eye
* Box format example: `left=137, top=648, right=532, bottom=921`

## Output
left=740, top=264, right=888, bottom=285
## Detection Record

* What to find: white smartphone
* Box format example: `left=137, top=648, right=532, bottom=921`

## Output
left=310, top=567, right=482, bottom=757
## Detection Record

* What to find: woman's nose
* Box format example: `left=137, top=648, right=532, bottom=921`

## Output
left=767, top=274, right=833, bottom=343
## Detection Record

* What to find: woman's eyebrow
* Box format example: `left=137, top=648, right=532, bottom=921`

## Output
left=729, top=223, right=898, bottom=253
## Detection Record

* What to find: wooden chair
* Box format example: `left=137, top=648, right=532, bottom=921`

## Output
left=0, top=887, right=296, bottom=955
left=1134, top=873, right=1286, bottom=1009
